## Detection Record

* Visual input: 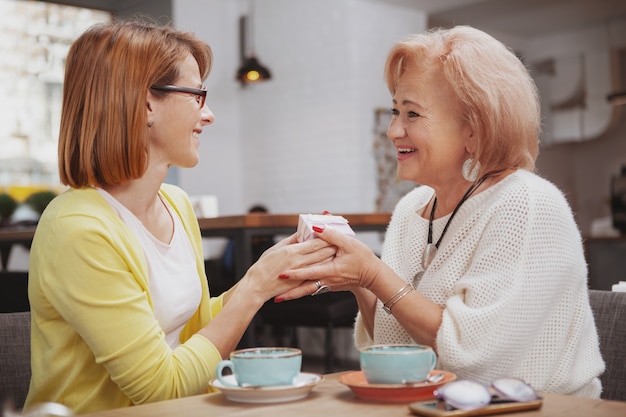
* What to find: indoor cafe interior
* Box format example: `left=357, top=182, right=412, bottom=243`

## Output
left=1, top=0, right=626, bottom=415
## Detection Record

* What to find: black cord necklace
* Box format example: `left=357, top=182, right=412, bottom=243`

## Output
left=422, top=175, right=488, bottom=270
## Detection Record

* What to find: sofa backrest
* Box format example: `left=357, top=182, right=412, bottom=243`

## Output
left=0, top=311, right=31, bottom=410
left=588, top=289, right=626, bottom=401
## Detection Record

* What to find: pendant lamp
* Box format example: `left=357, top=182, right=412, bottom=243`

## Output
left=236, top=15, right=271, bottom=85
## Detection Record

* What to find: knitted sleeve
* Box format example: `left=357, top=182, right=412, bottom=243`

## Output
left=433, top=174, right=603, bottom=395
left=359, top=172, right=604, bottom=396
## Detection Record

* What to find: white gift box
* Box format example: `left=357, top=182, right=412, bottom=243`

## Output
left=296, top=214, right=356, bottom=242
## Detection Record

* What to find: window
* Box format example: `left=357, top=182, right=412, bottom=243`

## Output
left=0, top=0, right=110, bottom=195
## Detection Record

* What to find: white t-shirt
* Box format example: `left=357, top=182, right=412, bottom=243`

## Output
left=97, top=188, right=201, bottom=348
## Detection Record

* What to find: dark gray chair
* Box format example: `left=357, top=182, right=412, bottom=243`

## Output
left=588, top=289, right=626, bottom=401
left=0, top=311, right=31, bottom=410
left=258, top=292, right=358, bottom=373
left=0, top=271, right=30, bottom=313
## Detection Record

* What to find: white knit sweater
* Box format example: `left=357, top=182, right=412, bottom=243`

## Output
left=354, top=170, right=604, bottom=398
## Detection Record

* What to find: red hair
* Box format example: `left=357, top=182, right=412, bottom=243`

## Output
left=58, top=19, right=212, bottom=188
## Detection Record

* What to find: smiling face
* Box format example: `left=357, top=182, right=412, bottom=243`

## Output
left=387, top=63, right=472, bottom=189
left=147, top=53, right=214, bottom=170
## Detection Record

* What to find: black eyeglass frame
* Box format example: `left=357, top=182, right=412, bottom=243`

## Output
left=150, top=85, right=207, bottom=108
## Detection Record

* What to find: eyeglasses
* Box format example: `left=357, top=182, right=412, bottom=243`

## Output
left=150, top=85, right=207, bottom=108
left=434, top=378, right=539, bottom=411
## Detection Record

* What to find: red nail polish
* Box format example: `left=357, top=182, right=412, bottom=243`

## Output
left=274, top=297, right=284, bottom=303
left=323, top=210, right=331, bottom=215
left=312, top=225, right=324, bottom=233
left=279, top=274, right=289, bottom=279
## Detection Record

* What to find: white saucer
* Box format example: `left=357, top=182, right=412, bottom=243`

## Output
left=210, top=372, right=324, bottom=403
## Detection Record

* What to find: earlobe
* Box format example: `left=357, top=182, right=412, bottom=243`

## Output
left=464, top=125, right=476, bottom=154
left=146, top=92, right=155, bottom=124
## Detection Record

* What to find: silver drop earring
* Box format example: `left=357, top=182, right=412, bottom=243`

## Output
left=462, top=158, right=480, bottom=182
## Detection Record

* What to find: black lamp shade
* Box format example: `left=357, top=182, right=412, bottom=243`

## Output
left=236, top=55, right=272, bottom=83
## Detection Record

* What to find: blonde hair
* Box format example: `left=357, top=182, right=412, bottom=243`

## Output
left=58, top=19, right=213, bottom=188
left=384, top=26, right=540, bottom=175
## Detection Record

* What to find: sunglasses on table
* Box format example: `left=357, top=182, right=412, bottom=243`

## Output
left=433, top=378, right=540, bottom=411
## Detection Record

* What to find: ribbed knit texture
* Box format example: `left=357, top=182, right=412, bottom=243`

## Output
left=354, top=170, right=604, bottom=397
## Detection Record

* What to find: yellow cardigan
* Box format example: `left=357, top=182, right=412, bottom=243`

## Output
left=25, top=184, right=224, bottom=414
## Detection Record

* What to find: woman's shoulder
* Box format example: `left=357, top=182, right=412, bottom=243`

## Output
left=478, top=170, right=576, bottom=228
left=501, top=170, right=570, bottom=206
left=34, top=187, right=122, bottom=247
left=42, top=187, right=110, bottom=220
left=509, top=169, right=561, bottom=190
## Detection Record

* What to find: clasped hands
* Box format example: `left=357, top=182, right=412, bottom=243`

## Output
left=272, top=226, right=381, bottom=302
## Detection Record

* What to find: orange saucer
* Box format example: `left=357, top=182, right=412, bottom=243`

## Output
left=338, top=370, right=456, bottom=402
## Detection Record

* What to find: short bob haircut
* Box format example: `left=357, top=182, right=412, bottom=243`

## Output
left=384, top=25, right=540, bottom=177
left=58, top=19, right=213, bottom=188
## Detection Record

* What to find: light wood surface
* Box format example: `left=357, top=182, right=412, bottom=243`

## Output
left=0, top=213, right=391, bottom=243
left=0, top=213, right=391, bottom=270
left=80, top=372, right=626, bottom=417
left=0, top=226, right=35, bottom=243
left=197, top=212, right=391, bottom=231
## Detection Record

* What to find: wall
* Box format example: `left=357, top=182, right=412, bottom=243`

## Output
left=172, top=1, right=626, bottom=239
left=173, top=0, right=426, bottom=218
left=524, top=21, right=626, bottom=235
left=173, top=0, right=427, bottom=361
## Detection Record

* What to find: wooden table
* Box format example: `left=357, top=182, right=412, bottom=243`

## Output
left=0, top=213, right=391, bottom=271
left=198, top=213, right=391, bottom=281
left=0, top=226, right=35, bottom=270
left=80, top=372, right=626, bottom=417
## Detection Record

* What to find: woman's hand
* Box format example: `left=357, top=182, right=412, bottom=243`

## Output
left=234, top=233, right=337, bottom=307
left=273, top=227, right=384, bottom=301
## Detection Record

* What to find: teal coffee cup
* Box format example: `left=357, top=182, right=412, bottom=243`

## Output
left=360, top=344, right=437, bottom=384
left=216, top=347, right=302, bottom=388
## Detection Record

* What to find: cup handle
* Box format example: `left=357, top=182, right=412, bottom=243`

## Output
left=216, top=360, right=239, bottom=388
left=429, top=350, right=437, bottom=371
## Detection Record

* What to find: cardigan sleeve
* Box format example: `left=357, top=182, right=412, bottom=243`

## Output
left=30, top=185, right=226, bottom=406
left=38, top=213, right=221, bottom=404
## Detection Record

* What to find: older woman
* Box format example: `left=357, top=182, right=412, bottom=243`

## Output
left=25, top=19, right=334, bottom=414
left=280, top=26, right=604, bottom=397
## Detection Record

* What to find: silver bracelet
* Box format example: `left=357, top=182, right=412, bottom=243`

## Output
left=382, top=283, right=411, bottom=306
left=383, top=286, right=414, bottom=314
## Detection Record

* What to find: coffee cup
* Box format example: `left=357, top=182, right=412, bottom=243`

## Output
left=216, top=347, right=302, bottom=388
left=360, top=344, right=437, bottom=384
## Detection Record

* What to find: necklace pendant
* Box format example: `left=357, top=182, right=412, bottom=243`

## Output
left=422, top=243, right=437, bottom=269
left=413, top=270, right=425, bottom=286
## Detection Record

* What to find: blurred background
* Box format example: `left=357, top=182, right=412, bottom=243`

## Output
left=0, top=0, right=624, bottom=236
left=1, top=0, right=626, bottom=368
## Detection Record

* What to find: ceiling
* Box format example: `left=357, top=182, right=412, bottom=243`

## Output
left=41, top=0, right=145, bottom=12
left=44, top=0, right=626, bottom=38
left=424, top=0, right=626, bottom=38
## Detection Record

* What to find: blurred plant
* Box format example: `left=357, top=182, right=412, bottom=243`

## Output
left=0, top=193, right=18, bottom=226
left=24, top=190, right=57, bottom=215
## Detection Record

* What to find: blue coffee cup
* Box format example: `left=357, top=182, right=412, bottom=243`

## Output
left=360, top=344, right=437, bottom=384
left=216, top=347, right=302, bottom=388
